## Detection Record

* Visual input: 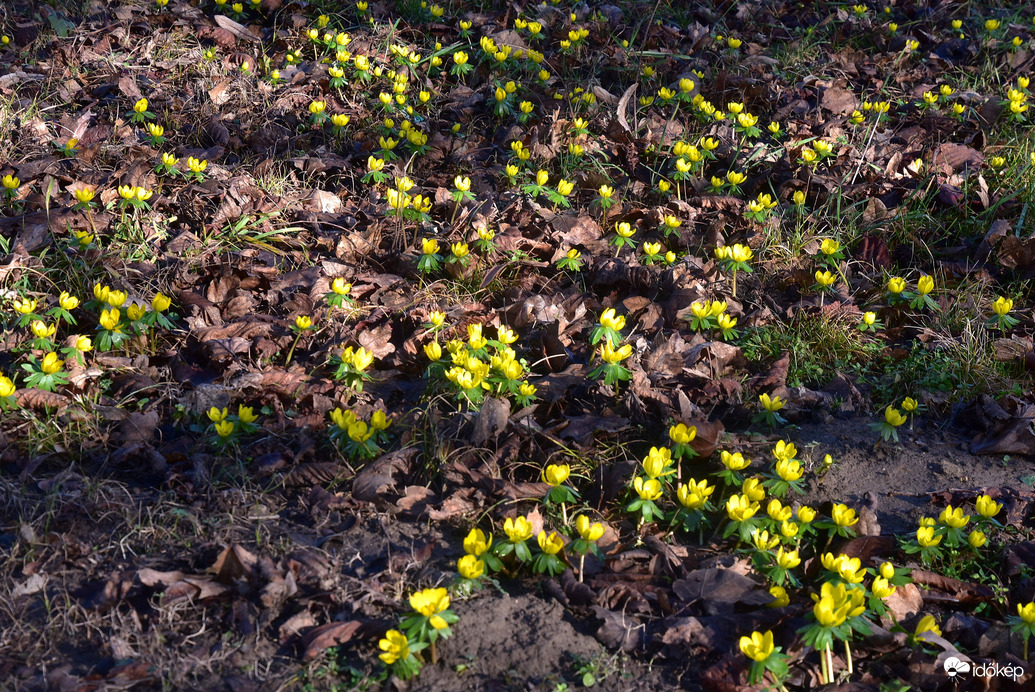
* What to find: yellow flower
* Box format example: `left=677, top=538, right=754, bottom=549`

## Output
left=99, top=308, right=121, bottom=331
left=887, top=277, right=906, bottom=294
left=901, top=397, right=917, bottom=412
left=295, top=315, right=312, bottom=330
left=207, top=407, right=229, bottom=423
left=0, top=375, right=14, bottom=398
left=880, top=562, right=896, bottom=579
left=451, top=242, right=469, bottom=258
left=41, top=352, right=64, bottom=374
left=576, top=515, right=604, bottom=542
left=742, top=477, right=765, bottom=503
left=422, top=238, right=440, bottom=256
left=1017, top=602, right=1035, bottom=625
left=600, top=308, right=626, bottom=332
left=815, top=270, right=835, bottom=288
left=992, top=296, right=1013, bottom=316
left=938, top=504, right=969, bottom=529
left=862, top=311, right=876, bottom=326
left=916, top=275, right=934, bottom=295
left=538, top=530, right=564, bottom=555
left=884, top=406, right=906, bottom=427
left=812, top=593, right=848, bottom=628
left=775, top=547, right=800, bottom=570
left=798, top=505, right=817, bottom=523
left=370, top=410, right=390, bottom=431
left=463, top=528, right=492, bottom=556
left=738, top=630, right=774, bottom=662
left=126, top=303, right=146, bottom=321
left=643, top=241, right=662, bottom=256
left=975, top=494, right=1002, bottom=518
left=187, top=157, right=208, bottom=174
left=669, top=423, right=696, bottom=444
left=58, top=292, right=80, bottom=310
left=985, top=19, right=1000, bottom=31
left=633, top=476, right=663, bottom=501
left=677, top=479, right=714, bottom=509
left=73, top=187, right=95, bottom=204
left=767, top=499, right=792, bottom=522
left=151, top=293, right=171, bottom=312
left=872, top=576, right=896, bottom=599
left=504, top=515, right=533, bottom=542
left=1, top=173, right=19, bottom=190
left=831, top=503, right=858, bottom=527
left=720, top=450, right=749, bottom=471
left=726, top=494, right=758, bottom=522
left=237, top=405, right=258, bottom=424
left=916, top=525, right=942, bottom=547
left=556, top=178, right=574, bottom=196
left=751, top=529, right=779, bottom=551
left=775, top=459, right=802, bottom=482
left=73, top=335, right=92, bottom=352
left=133, top=98, right=148, bottom=114
left=728, top=244, right=753, bottom=262
left=161, top=152, right=179, bottom=168
left=915, top=614, right=941, bottom=638
left=768, top=585, right=790, bottom=607
left=600, top=339, right=629, bottom=362
left=214, top=420, right=234, bottom=437
left=351, top=347, right=373, bottom=371
left=457, top=554, right=485, bottom=579
left=409, top=587, right=450, bottom=629
left=759, top=393, right=784, bottom=412
left=146, top=123, right=164, bottom=138
left=641, top=446, right=672, bottom=479
left=543, top=463, right=570, bottom=486
left=968, top=530, right=987, bottom=548
left=30, top=320, right=55, bottom=339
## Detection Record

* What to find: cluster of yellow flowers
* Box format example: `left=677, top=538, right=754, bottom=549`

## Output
left=427, top=322, right=536, bottom=405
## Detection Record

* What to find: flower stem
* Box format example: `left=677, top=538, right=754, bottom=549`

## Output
left=561, top=501, right=568, bottom=527
left=579, top=553, right=585, bottom=583
left=430, top=640, right=438, bottom=665
left=731, top=268, right=738, bottom=299
left=845, top=640, right=853, bottom=675
left=819, top=645, right=829, bottom=684
left=285, top=331, right=303, bottom=366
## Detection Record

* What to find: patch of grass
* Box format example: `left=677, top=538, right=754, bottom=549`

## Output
left=740, top=312, right=882, bottom=388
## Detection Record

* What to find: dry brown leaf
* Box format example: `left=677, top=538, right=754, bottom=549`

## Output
left=302, top=621, right=363, bottom=660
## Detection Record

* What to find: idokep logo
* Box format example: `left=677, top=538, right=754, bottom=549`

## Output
left=943, top=657, right=970, bottom=678
left=943, top=656, right=1023, bottom=682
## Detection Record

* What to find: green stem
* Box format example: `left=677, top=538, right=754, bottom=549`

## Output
left=819, top=645, right=829, bottom=684
left=285, top=331, right=303, bottom=366
left=430, top=640, right=437, bottom=665
left=845, top=639, right=853, bottom=675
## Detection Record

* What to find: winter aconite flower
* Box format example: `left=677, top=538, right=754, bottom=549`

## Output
left=378, top=630, right=409, bottom=665
left=409, top=588, right=451, bottom=630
